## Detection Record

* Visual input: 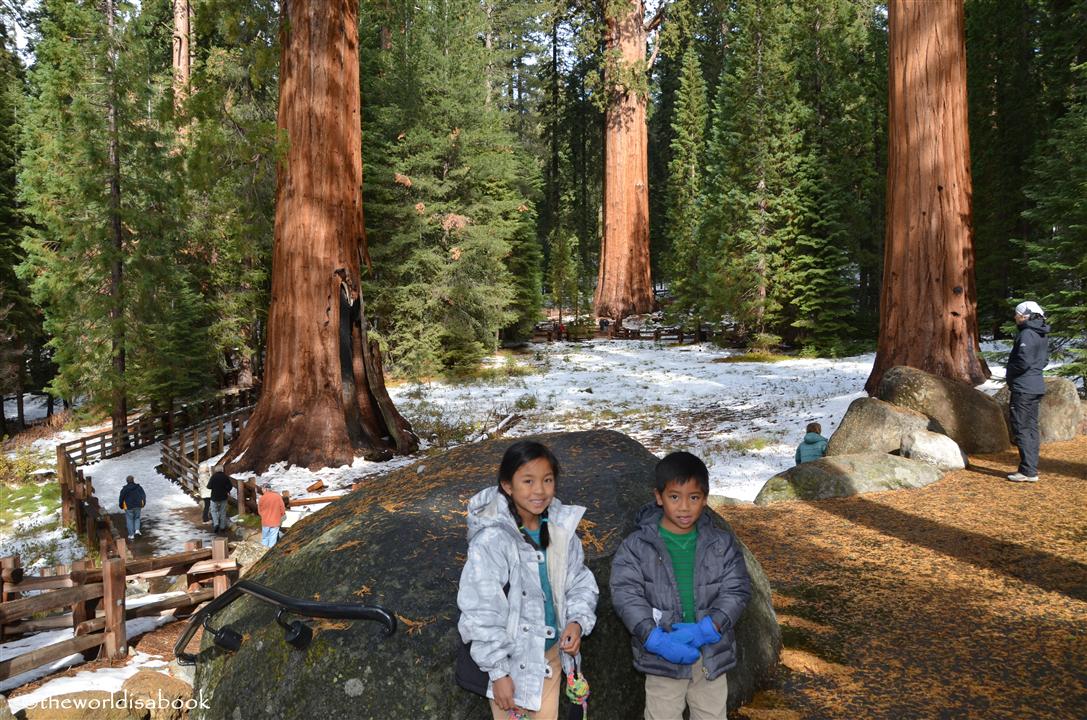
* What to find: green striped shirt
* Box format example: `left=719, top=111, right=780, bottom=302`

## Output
left=659, top=524, right=699, bottom=622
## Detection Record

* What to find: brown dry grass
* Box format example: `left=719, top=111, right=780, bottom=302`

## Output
left=728, top=436, right=1087, bottom=720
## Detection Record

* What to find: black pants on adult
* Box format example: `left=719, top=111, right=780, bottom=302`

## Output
left=1009, top=391, right=1044, bottom=477
left=202, top=497, right=211, bottom=522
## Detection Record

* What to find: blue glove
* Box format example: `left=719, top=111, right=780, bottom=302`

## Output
left=670, top=617, right=722, bottom=648
left=644, top=627, right=699, bottom=664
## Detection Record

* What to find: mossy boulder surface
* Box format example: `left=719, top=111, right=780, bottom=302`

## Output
left=191, top=430, right=779, bottom=720
left=876, top=366, right=1009, bottom=454
left=755, top=453, right=944, bottom=505
left=993, top=377, right=1083, bottom=443
left=826, top=397, right=933, bottom=456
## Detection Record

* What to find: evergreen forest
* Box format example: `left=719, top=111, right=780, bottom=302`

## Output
left=0, top=0, right=1084, bottom=426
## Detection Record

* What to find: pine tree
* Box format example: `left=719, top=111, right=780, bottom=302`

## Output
left=664, top=44, right=708, bottom=327
left=700, top=0, right=804, bottom=341
left=361, top=0, right=538, bottom=375
left=1020, top=62, right=1087, bottom=387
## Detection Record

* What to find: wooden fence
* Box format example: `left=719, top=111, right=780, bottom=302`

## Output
left=160, top=405, right=254, bottom=495
left=53, top=389, right=257, bottom=555
left=0, top=538, right=236, bottom=682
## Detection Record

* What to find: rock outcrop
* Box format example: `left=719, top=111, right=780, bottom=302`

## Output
left=192, top=431, right=780, bottom=720
left=899, top=430, right=967, bottom=471
left=826, top=397, right=933, bottom=456
left=877, top=366, right=1009, bottom=454
left=755, top=453, right=944, bottom=505
left=993, top=376, right=1083, bottom=443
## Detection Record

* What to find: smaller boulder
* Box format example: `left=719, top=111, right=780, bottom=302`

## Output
left=18, top=692, right=147, bottom=720
left=120, top=670, right=193, bottom=720
left=900, top=430, right=967, bottom=471
left=755, top=453, right=943, bottom=505
left=877, top=366, right=1009, bottom=454
left=227, top=540, right=268, bottom=578
left=993, top=376, right=1083, bottom=443
left=827, top=397, right=932, bottom=456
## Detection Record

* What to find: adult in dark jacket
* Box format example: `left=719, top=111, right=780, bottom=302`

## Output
left=207, top=466, right=234, bottom=532
left=1006, top=301, right=1050, bottom=483
left=118, top=475, right=146, bottom=540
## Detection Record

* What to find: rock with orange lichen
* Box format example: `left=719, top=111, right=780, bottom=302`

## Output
left=191, top=431, right=780, bottom=719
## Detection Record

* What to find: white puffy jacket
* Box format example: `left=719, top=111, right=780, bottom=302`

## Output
left=457, top=486, right=598, bottom=711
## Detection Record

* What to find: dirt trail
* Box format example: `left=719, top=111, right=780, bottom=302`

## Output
left=727, top=436, right=1087, bottom=720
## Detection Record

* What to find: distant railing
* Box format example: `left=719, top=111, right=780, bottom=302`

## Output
left=54, top=389, right=258, bottom=554
left=160, top=405, right=254, bottom=495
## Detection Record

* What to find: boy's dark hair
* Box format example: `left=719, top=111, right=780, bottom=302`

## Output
left=806, top=422, right=822, bottom=434
left=654, top=451, right=710, bottom=494
left=497, top=440, right=560, bottom=549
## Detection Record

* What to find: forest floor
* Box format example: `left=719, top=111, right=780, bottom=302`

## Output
left=728, top=436, right=1087, bottom=720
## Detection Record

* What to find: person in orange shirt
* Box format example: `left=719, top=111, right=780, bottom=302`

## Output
left=257, top=482, right=287, bottom=548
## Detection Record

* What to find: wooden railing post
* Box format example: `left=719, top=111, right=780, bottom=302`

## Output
left=235, top=477, right=247, bottom=517
left=184, top=540, right=202, bottom=592
left=211, top=537, right=230, bottom=598
left=102, top=557, right=127, bottom=659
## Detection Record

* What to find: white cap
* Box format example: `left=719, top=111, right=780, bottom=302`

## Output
left=1015, top=301, right=1044, bottom=317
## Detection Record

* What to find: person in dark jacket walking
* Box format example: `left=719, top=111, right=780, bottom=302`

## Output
left=794, top=422, right=829, bottom=465
left=118, top=476, right=146, bottom=540
left=207, top=465, right=234, bottom=532
left=611, top=452, right=751, bottom=720
left=1006, top=301, right=1050, bottom=483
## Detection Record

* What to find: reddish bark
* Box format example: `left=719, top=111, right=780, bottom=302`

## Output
left=866, top=0, right=990, bottom=394
left=223, top=0, right=417, bottom=473
left=596, top=0, right=654, bottom=322
left=171, top=0, right=191, bottom=114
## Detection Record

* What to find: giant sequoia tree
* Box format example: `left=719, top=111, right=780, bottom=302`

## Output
left=223, top=0, right=417, bottom=473
left=865, top=0, right=989, bottom=394
left=596, top=0, right=654, bottom=321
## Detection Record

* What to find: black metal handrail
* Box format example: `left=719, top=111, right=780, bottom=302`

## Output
left=174, top=579, right=396, bottom=665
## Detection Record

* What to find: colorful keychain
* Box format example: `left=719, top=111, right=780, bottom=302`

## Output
left=565, top=655, right=590, bottom=719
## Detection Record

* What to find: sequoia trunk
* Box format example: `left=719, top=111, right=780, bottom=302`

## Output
left=596, top=0, right=653, bottom=322
left=223, top=0, right=417, bottom=473
left=866, top=0, right=989, bottom=394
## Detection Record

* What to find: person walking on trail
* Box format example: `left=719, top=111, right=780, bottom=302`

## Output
left=198, top=463, right=212, bottom=523
left=207, top=465, right=234, bottom=533
left=118, top=475, right=146, bottom=540
left=1006, top=301, right=1050, bottom=483
left=257, top=482, right=287, bottom=548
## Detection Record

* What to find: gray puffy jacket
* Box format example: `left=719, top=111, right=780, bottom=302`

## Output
left=610, top=503, right=751, bottom=680
left=457, top=486, right=598, bottom=711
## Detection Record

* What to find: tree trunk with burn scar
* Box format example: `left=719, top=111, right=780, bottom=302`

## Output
left=866, top=0, right=989, bottom=394
left=222, top=0, right=417, bottom=473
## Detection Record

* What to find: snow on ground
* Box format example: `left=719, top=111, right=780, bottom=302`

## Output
left=0, top=592, right=185, bottom=695
left=8, top=339, right=1022, bottom=563
left=4, top=652, right=171, bottom=710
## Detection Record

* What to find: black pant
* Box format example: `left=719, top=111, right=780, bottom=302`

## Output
left=202, top=498, right=211, bottom=522
left=1009, top=391, right=1043, bottom=476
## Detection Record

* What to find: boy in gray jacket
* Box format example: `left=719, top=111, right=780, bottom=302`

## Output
left=611, top=451, right=751, bottom=720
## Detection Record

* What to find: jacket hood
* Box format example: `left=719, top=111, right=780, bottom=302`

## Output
left=465, top=485, right=585, bottom=543
left=802, top=432, right=825, bottom=444
left=1021, top=317, right=1050, bottom=335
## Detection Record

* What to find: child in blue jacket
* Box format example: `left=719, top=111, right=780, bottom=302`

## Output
left=611, top=451, right=751, bottom=720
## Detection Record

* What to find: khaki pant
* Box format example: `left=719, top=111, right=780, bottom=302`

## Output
left=644, top=657, right=728, bottom=720
left=490, top=644, right=562, bottom=720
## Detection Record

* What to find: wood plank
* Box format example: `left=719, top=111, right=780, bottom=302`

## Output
left=0, top=632, right=104, bottom=681
left=8, top=575, right=74, bottom=592
left=0, top=583, right=104, bottom=624
left=102, top=558, right=126, bottom=659
left=211, top=538, right=231, bottom=597
left=187, top=559, right=238, bottom=576
left=289, top=495, right=345, bottom=506
left=71, top=548, right=212, bottom=584
left=3, top=613, right=75, bottom=634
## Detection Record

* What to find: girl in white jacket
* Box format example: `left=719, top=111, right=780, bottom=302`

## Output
left=457, top=440, right=598, bottom=719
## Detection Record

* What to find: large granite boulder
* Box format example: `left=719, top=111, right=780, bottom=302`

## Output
left=191, top=431, right=780, bottom=720
left=826, top=397, right=933, bottom=456
left=877, top=366, right=1009, bottom=453
left=754, top=453, right=944, bottom=505
left=993, top=376, right=1083, bottom=443
left=899, top=430, right=967, bottom=471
